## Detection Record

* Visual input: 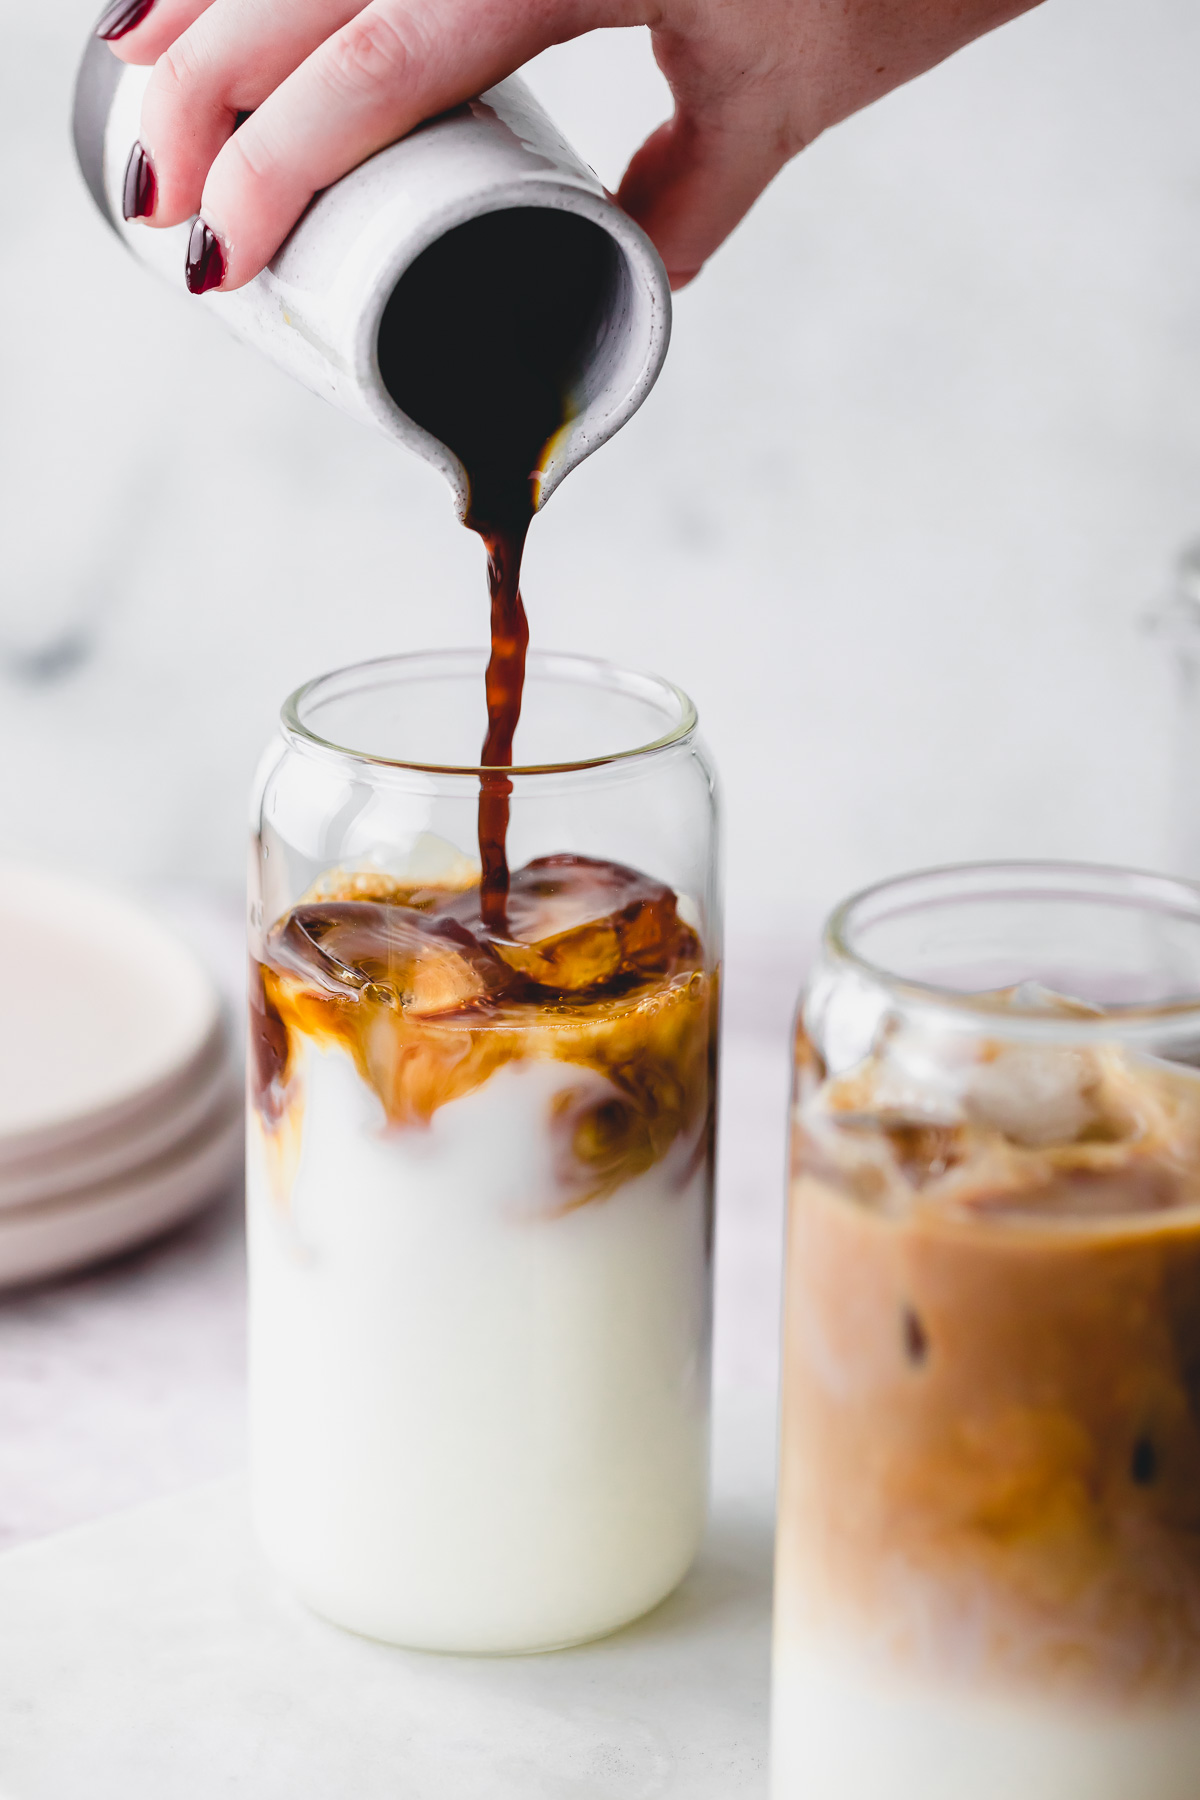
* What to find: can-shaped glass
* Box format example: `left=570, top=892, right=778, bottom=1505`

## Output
left=775, top=863, right=1200, bottom=1800
left=247, top=650, right=720, bottom=1652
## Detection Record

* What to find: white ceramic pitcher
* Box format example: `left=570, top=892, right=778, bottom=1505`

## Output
left=73, top=39, right=672, bottom=518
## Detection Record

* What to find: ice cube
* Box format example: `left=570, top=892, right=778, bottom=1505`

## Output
left=269, top=903, right=494, bottom=1014
left=483, top=856, right=690, bottom=992
left=402, top=921, right=495, bottom=1018
left=964, top=1045, right=1099, bottom=1147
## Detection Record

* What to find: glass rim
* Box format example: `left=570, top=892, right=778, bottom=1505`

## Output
left=824, top=858, right=1200, bottom=1028
left=280, top=648, right=698, bottom=777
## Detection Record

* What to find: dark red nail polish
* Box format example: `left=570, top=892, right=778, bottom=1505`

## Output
left=122, top=142, right=156, bottom=221
left=94, top=0, right=155, bottom=41
left=186, top=220, right=226, bottom=295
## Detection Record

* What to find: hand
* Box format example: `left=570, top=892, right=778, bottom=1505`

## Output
left=99, top=0, right=1041, bottom=293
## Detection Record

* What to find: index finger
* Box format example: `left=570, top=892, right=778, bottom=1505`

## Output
left=97, top=0, right=215, bottom=63
left=196, top=0, right=636, bottom=290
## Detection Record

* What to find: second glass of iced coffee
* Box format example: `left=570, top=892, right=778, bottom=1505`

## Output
left=776, top=862, right=1200, bottom=1800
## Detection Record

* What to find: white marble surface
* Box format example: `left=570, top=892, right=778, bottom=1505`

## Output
left=0, top=1394, right=773, bottom=1800
left=0, top=1185, right=246, bottom=1553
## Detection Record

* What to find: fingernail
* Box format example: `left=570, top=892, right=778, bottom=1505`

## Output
left=94, top=0, right=155, bottom=40
left=122, top=142, right=156, bottom=221
left=185, top=220, right=226, bottom=295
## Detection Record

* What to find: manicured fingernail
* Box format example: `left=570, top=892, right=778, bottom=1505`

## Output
left=122, top=142, right=156, bottom=221
left=94, top=0, right=155, bottom=40
left=185, top=220, right=226, bottom=295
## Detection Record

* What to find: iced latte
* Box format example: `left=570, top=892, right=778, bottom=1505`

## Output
left=248, top=831, right=717, bottom=1651
left=775, top=864, right=1200, bottom=1800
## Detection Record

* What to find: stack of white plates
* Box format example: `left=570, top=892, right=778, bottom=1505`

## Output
left=0, top=869, right=242, bottom=1290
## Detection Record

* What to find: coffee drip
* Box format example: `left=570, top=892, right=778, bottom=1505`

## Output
left=377, top=207, right=617, bottom=932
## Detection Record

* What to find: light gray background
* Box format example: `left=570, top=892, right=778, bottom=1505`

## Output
left=4, top=0, right=1198, bottom=946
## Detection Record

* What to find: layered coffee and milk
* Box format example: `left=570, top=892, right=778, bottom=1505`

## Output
left=248, top=848, right=715, bottom=1650
left=247, top=209, right=718, bottom=1650
left=776, top=998, right=1200, bottom=1799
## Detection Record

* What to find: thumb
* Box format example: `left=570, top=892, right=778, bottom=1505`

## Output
left=616, top=102, right=794, bottom=290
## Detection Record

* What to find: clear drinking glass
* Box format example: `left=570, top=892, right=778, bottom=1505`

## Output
left=775, top=862, right=1200, bottom=1800
left=247, top=649, right=720, bottom=1652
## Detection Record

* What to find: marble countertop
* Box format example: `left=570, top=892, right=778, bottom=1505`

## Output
left=0, top=1392, right=776, bottom=1799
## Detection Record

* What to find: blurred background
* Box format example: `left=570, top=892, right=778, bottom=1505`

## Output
left=4, top=0, right=1200, bottom=1551
left=9, top=0, right=1200, bottom=954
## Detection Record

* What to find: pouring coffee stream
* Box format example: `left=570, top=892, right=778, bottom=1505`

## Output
left=74, top=59, right=672, bottom=938
left=75, top=53, right=673, bottom=934
left=377, top=207, right=617, bottom=933
left=250, top=201, right=699, bottom=1099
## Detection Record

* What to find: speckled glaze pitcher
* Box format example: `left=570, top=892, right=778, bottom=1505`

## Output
left=72, top=41, right=672, bottom=519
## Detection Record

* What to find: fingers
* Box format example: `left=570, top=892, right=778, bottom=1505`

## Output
left=132, top=0, right=367, bottom=227
left=618, top=102, right=793, bottom=290
left=614, top=11, right=804, bottom=289
left=196, top=0, right=619, bottom=290
left=109, top=0, right=1048, bottom=301
left=98, top=0, right=215, bottom=64
left=617, top=0, right=1045, bottom=287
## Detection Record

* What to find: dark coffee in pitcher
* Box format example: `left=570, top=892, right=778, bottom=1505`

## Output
left=377, top=206, right=618, bottom=933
